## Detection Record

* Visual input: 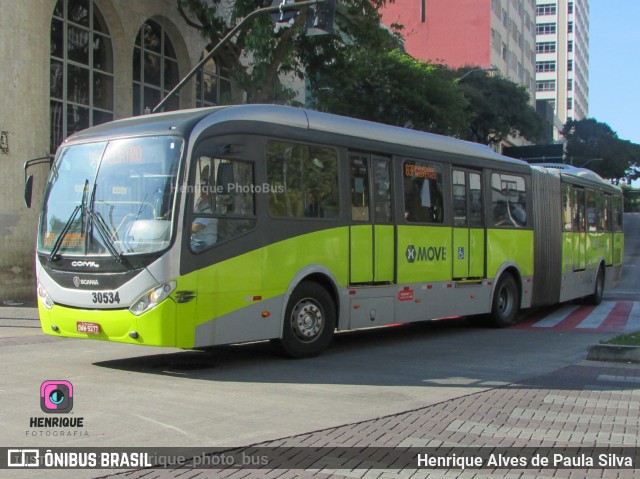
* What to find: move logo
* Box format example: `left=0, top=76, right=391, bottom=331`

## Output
left=405, top=244, right=447, bottom=263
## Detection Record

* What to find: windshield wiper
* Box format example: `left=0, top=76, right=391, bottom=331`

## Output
left=48, top=179, right=89, bottom=262
left=88, top=209, right=132, bottom=269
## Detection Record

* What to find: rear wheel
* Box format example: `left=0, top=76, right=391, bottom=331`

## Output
left=272, top=282, right=335, bottom=358
left=586, top=266, right=605, bottom=305
left=489, top=274, right=520, bottom=327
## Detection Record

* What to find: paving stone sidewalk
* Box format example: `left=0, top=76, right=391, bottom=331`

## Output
left=104, top=361, right=640, bottom=479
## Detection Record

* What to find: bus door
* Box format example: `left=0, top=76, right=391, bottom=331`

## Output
left=572, top=187, right=586, bottom=270
left=349, top=154, right=394, bottom=284
left=452, top=169, right=484, bottom=279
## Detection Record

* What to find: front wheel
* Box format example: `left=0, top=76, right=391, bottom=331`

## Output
left=272, top=282, right=336, bottom=358
left=489, top=274, right=520, bottom=327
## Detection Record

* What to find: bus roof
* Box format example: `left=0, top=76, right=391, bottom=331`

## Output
left=534, top=163, right=621, bottom=193
left=64, top=104, right=527, bottom=167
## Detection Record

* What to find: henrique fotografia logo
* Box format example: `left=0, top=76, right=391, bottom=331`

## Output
left=40, top=380, right=73, bottom=413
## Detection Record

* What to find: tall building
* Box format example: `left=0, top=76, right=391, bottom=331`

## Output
left=379, top=0, right=538, bottom=99
left=535, top=0, right=590, bottom=134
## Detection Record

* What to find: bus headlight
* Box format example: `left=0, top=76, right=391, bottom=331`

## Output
left=129, top=281, right=176, bottom=316
left=37, top=284, right=54, bottom=309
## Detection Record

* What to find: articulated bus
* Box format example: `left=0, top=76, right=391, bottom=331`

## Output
left=27, top=105, right=624, bottom=357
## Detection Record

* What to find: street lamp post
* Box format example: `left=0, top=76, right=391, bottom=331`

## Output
left=454, top=67, right=498, bottom=84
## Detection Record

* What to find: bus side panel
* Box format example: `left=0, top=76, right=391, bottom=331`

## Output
left=396, top=225, right=452, bottom=284
left=192, top=228, right=349, bottom=347
left=486, top=229, right=534, bottom=302
left=613, top=232, right=624, bottom=265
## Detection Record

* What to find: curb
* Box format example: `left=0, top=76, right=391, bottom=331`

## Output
left=587, top=344, right=640, bottom=364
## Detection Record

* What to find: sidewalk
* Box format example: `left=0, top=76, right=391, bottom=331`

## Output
left=0, top=304, right=40, bottom=339
left=101, top=360, right=640, bottom=479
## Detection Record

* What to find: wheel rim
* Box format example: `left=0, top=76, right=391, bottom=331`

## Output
left=290, top=298, right=324, bottom=343
left=497, top=285, right=513, bottom=317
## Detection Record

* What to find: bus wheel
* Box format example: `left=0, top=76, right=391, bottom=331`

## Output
left=489, top=274, right=520, bottom=327
left=274, top=282, right=336, bottom=358
left=586, top=267, right=605, bottom=306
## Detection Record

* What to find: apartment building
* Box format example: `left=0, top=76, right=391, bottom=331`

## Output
left=535, top=0, right=590, bottom=133
left=379, top=0, right=538, bottom=98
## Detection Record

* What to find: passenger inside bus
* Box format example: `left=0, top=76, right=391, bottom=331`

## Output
left=191, top=178, right=218, bottom=250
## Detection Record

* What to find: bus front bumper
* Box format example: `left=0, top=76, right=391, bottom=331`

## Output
left=38, top=299, right=178, bottom=348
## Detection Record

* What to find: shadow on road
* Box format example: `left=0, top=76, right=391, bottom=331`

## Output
left=92, top=305, right=625, bottom=392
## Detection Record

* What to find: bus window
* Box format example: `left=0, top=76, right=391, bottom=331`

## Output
left=373, top=157, right=392, bottom=224
left=350, top=155, right=370, bottom=222
left=190, top=157, right=256, bottom=251
left=613, top=196, right=623, bottom=232
left=452, top=170, right=466, bottom=227
left=586, top=190, right=598, bottom=232
left=266, top=141, right=340, bottom=219
left=403, top=160, right=443, bottom=223
left=562, top=184, right=573, bottom=231
left=491, top=173, right=527, bottom=227
left=469, top=172, right=483, bottom=228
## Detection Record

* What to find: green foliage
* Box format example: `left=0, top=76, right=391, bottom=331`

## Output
left=455, top=69, right=543, bottom=146
left=308, top=49, right=468, bottom=135
left=562, top=118, right=640, bottom=184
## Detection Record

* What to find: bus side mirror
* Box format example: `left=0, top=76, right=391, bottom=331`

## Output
left=23, top=155, right=53, bottom=208
left=24, top=174, right=34, bottom=209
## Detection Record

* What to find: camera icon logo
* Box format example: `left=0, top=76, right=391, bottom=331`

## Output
left=40, top=380, right=73, bottom=413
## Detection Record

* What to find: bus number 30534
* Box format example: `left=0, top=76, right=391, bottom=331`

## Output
left=92, top=292, right=120, bottom=304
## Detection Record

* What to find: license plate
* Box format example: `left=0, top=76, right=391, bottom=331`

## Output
left=77, top=322, right=100, bottom=335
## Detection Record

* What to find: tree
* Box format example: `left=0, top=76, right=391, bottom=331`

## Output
left=455, top=69, right=543, bottom=146
left=308, top=49, right=469, bottom=136
left=562, top=118, right=640, bottom=184
left=177, top=0, right=394, bottom=104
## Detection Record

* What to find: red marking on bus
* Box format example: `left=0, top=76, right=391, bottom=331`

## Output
left=252, top=296, right=262, bottom=301
left=349, top=290, right=356, bottom=295
left=446, top=283, right=453, bottom=288
left=427, top=285, right=433, bottom=290
left=398, top=289, right=414, bottom=301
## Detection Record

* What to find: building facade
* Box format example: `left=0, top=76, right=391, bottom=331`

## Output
left=379, top=0, right=538, bottom=98
left=535, top=0, right=589, bottom=137
left=0, top=0, right=229, bottom=302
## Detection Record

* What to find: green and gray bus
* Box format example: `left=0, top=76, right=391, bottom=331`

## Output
left=28, top=105, right=624, bottom=357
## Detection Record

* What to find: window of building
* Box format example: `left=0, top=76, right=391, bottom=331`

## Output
left=536, top=4, right=557, bottom=16
left=536, top=41, right=556, bottom=53
left=567, top=79, right=573, bottom=91
left=133, top=20, right=179, bottom=115
left=536, top=80, right=556, bottom=92
left=50, top=0, right=113, bottom=153
left=491, top=173, right=527, bottom=227
left=196, top=48, right=232, bottom=107
left=568, top=21, right=573, bottom=33
left=567, top=98, right=573, bottom=110
left=568, top=59, right=573, bottom=71
left=568, top=40, right=573, bottom=52
left=536, top=22, right=556, bottom=35
left=403, top=160, right=444, bottom=224
left=266, top=141, right=340, bottom=219
left=536, top=61, right=556, bottom=73
left=568, top=2, right=574, bottom=14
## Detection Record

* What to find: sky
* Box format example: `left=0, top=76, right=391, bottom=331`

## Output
left=589, top=0, right=640, bottom=145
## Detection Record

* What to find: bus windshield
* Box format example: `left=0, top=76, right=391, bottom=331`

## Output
left=38, top=136, right=183, bottom=257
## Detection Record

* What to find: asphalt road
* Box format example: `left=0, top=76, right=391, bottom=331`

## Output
left=1, top=213, right=639, bottom=478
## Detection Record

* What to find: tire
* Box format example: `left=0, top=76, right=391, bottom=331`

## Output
left=272, top=282, right=336, bottom=358
left=489, top=274, right=520, bottom=327
left=586, top=266, right=605, bottom=306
